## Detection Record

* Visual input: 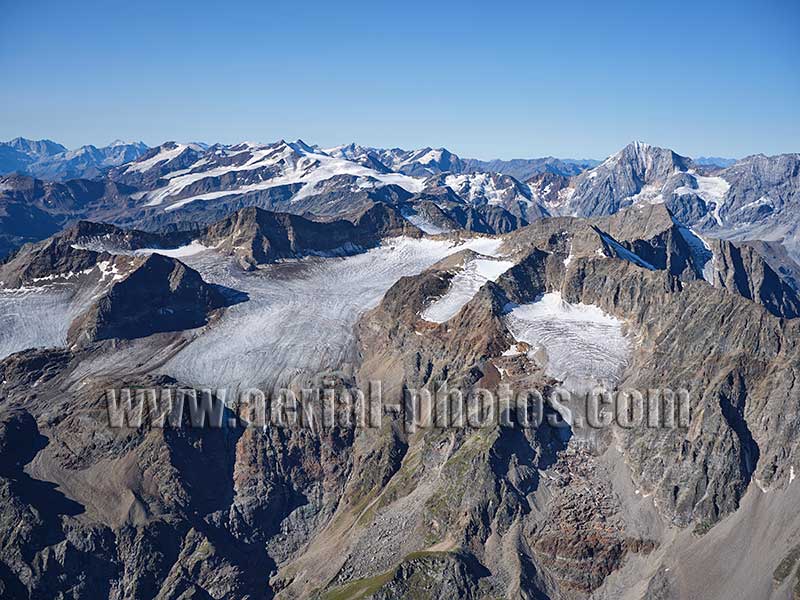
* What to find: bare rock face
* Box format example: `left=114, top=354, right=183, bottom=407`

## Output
left=0, top=235, right=101, bottom=288
left=503, top=202, right=800, bottom=319
left=709, top=239, right=800, bottom=318
left=566, top=142, right=692, bottom=217
left=67, top=253, right=227, bottom=345
left=344, top=203, right=800, bottom=598
left=0, top=342, right=360, bottom=600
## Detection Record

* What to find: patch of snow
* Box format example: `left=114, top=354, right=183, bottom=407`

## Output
left=597, top=231, right=656, bottom=270
left=624, top=183, right=665, bottom=205
left=422, top=258, right=513, bottom=323
left=504, top=291, right=631, bottom=390
left=96, top=260, right=125, bottom=282
left=791, top=466, right=796, bottom=484
left=547, top=186, right=575, bottom=212
left=30, top=266, right=95, bottom=283
left=502, top=344, right=523, bottom=357
left=737, top=196, right=773, bottom=212
left=133, top=240, right=212, bottom=258
left=400, top=206, right=449, bottom=235
left=563, top=243, right=574, bottom=268
left=674, top=174, right=730, bottom=226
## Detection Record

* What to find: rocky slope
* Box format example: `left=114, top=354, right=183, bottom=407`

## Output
left=553, top=142, right=800, bottom=267
left=67, top=252, right=228, bottom=345
left=203, top=203, right=420, bottom=267
left=0, top=173, right=139, bottom=258
left=0, top=201, right=798, bottom=599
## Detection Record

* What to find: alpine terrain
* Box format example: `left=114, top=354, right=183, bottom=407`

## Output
left=0, top=136, right=799, bottom=600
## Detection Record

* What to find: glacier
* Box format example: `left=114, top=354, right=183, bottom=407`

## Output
left=158, top=236, right=505, bottom=390
left=503, top=292, right=631, bottom=391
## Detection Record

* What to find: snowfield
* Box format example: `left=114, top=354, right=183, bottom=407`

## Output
left=443, top=173, right=530, bottom=207
left=160, top=236, right=507, bottom=390
left=673, top=173, right=731, bottom=226
left=503, top=292, right=631, bottom=390
left=0, top=287, right=85, bottom=360
left=422, top=258, right=513, bottom=323
left=124, top=143, right=204, bottom=174
left=132, top=241, right=213, bottom=258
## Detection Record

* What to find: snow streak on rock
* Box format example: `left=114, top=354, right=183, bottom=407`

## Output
left=138, top=142, right=425, bottom=211
left=422, top=258, right=513, bottom=323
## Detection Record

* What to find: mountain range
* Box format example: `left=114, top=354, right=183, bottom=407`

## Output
left=0, top=135, right=799, bottom=600
left=0, top=137, right=149, bottom=181
left=2, top=137, right=798, bottom=269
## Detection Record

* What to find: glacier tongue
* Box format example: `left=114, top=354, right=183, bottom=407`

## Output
left=503, top=292, right=631, bottom=391
left=675, top=224, right=715, bottom=282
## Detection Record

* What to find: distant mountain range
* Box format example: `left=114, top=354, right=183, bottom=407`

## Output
left=1, top=134, right=800, bottom=600
left=693, top=156, right=738, bottom=168
left=0, top=137, right=149, bottom=181
left=1, top=137, right=798, bottom=271
left=1, top=137, right=596, bottom=182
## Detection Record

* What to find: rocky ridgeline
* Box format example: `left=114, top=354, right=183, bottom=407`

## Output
left=0, top=199, right=798, bottom=598
left=203, top=203, right=420, bottom=268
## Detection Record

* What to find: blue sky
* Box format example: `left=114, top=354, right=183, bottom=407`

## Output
left=1, top=0, right=798, bottom=159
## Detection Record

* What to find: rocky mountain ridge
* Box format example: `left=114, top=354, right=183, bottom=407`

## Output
left=1, top=201, right=799, bottom=598
left=2, top=138, right=798, bottom=274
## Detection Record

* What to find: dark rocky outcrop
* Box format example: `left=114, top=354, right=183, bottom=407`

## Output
left=0, top=234, right=102, bottom=287
left=203, top=203, right=420, bottom=268
left=67, top=253, right=227, bottom=345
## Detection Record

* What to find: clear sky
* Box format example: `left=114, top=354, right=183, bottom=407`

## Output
left=1, top=0, right=798, bottom=160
